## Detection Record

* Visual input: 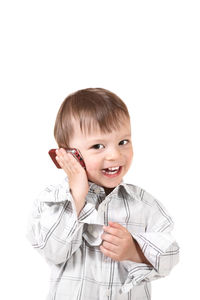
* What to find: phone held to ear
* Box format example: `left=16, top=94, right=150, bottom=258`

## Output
left=48, top=148, right=86, bottom=169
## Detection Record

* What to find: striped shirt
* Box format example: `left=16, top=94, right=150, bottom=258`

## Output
left=26, top=176, right=179, bottom=300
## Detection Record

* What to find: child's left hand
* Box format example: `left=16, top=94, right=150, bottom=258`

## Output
left=100, top=221, right=147, bottom=263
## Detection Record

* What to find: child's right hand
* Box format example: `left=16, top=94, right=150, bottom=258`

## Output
left=55, top=148, right=89, bottom=216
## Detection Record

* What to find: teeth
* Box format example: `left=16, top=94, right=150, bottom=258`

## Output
left=102, top=166, right=121, bottom=174
left=108, top=167, right=119, bottom=171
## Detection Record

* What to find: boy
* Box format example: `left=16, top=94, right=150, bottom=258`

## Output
left=27, top=88, right=179, bottom=299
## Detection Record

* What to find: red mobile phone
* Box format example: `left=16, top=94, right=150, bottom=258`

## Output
left=48, top=148, right=86, bottom=169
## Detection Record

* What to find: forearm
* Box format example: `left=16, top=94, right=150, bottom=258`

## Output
left=129, top=238, right=152, bottom=266
left=70, top=189, right=86, bottom=217
left=73, top=196, right=86, bottom=217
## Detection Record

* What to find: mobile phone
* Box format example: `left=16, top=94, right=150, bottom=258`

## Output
left=48, top=148, right=86, bottom=169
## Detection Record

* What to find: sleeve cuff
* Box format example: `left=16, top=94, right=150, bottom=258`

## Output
left=119, top=232, right=179, bottom=294
left=77, top=202, right=105, bottom=247
left=119, top=261, right=155, bottom=294
left=131, top=232, right=178, bottom=272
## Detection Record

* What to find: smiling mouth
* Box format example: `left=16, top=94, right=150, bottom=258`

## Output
left=102, top=166, right=122, bottom=176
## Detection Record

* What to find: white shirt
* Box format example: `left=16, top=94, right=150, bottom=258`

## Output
left=26, top=177, right=179, bottom=299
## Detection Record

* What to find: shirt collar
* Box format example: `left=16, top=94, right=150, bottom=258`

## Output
left=88, top=180, right=140, bottom=202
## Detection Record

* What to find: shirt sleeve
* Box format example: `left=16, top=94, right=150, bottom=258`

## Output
left=26, top=177, right=99, bottom=265
left=120, top=192, right=180, bottom=294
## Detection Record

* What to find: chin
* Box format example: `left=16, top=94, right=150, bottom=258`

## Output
left=104, top=179, right=123, bottom=188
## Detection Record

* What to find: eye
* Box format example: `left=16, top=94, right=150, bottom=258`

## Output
left=91, top=144, right=104, bottom=150
left=119, top=139, right=129, bottom=145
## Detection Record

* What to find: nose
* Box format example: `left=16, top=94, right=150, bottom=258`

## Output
left=105, top=147, right=121, bottom=161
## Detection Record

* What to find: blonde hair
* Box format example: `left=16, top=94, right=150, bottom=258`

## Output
left=54, top=88, right=130, bottom=148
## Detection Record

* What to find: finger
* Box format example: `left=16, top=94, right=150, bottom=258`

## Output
left=55, top=156, right=63, bottom=168
left=103, top=225, right=124, bottom=239
left=56, top=148, right=65, bottom=157
left=55, top=149, right=67, bottom=163
left=100, top=245, right=119, bottom=261
left=108, top=222, right=128, bottom=232
left=57, top=149, right=71, bottom=160
left=55, top=151, right=69, bottom=165
left=101, top=232, right=120, bottom=246
left=56, top=152, right=76, bottom=173
left=102, top=241, right=118, bottom=252
left=64, top=152, right=84, bottom=172
left=57, top=151, right=80, bottom=170
left=56, top=148, right=71, bottom=159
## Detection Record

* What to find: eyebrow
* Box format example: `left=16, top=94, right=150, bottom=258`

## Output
left=88, top=134, right=131, bottom=144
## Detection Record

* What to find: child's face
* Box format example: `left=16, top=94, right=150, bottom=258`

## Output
left=68, top=117, right=133, bottom=190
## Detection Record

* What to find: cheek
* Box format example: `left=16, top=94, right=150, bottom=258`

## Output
left=126, top=149, right=134, bottom=165
left=85, top=160, right=102, bottom=182
left=129, top=151, right=134, bottom=162
left=85, top=157, right=100, bottom=172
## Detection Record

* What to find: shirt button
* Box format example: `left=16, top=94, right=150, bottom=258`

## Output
left=106, top=288, right=111, bottom=296
left=94, top=187, right=101, bottom=194
left=93, top=230, right=99, bottom=238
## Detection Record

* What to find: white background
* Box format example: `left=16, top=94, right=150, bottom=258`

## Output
left=0, top=0, right=199, bottom=299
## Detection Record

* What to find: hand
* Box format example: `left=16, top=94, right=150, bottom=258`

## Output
left=100, top=222, right=149, bottom=264
left=55, top=148, right=89, bottom=215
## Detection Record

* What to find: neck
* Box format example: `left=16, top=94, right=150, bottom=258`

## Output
left=104, top=187, right=115, bottom=196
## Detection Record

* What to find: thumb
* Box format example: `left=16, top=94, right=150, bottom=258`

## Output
left=108, top=221, right=122, bottom=228
left=108, top=221, right=127, bottom=232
